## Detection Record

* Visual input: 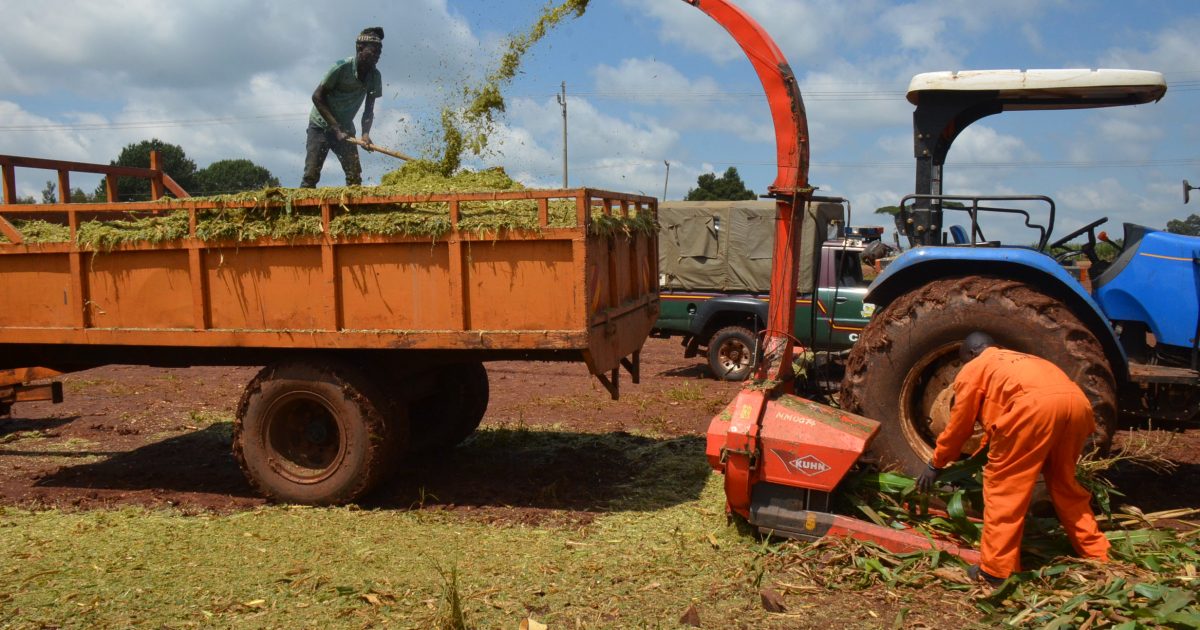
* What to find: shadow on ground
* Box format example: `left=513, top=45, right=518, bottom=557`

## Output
left=28, top=423, right=257, bottom=499
left=26, top=425, right=711, bottom=515
left=1104, top=461, right=1200, bottom=515
left=0, top=415, right=80, bottom=436
left=373, top=430, right=710, bottom=514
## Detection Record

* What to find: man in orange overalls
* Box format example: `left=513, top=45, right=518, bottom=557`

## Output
left=916, top=332, right=1110, bottom=585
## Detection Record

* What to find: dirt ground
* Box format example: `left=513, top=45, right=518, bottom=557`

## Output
left=1, top=337, right=1197, bottom=627
left=1, top=336, right=1197, bottom=516
left=0, top=338, right=734, bottom=515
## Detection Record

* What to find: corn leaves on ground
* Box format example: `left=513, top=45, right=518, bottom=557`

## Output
left=829, top=452, right=1200, bottom=628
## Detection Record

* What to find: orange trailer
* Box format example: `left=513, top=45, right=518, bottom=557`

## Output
left=0, top=153, right=658, bottom=504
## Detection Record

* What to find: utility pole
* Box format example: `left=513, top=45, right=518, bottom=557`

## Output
left=557, top=81, right=568, bottom=188
left=662, top=161, right=670, bottom=201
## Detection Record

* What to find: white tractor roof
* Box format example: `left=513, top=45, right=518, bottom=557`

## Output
left=906, top=69, right=1167, bottom=108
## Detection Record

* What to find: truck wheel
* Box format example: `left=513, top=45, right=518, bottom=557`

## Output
left=842, top=276, right=1117, bottom=475
left=234, top=360, right=404, bottom=505
left=409, top=362, right=489, bottom=451
left=708, top=326, right=757, bottom=381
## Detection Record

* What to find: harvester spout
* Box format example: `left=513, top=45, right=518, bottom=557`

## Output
left=685, top=0, right=981, bottom=563
left=679, top=0, right=811, bottom=384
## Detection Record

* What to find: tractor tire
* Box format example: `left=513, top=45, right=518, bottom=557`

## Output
left=841, top=276, right=1117, bottom=475
left=233, top=360, right=405, bottom=505
left=409, top=362, right=490, bottom=452
left=708, top=325, right=757, bottom=381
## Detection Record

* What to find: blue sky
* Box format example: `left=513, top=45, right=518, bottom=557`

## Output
left=1, top=0, right=1197, bottom=242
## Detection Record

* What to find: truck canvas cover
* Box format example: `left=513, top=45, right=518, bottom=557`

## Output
left=658, top=200, right=844, bottom=293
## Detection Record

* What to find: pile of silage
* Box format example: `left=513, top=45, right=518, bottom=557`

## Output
left=0, top=160, right=653, bottom=249
left=0, top=219, right=72, bottom=244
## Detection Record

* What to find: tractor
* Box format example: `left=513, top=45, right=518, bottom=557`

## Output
left=841, top=69, right=1200, bottom=474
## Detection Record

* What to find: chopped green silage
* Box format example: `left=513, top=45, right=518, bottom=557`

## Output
left=0, top=160, right=654, bottom=249
left=76, top=211, right=190, bottom=251
left=436, top=0, right=591, bottom=175
left=195, top=207, right=323, bottom=243
left=0, top=219, right=72, bottom=244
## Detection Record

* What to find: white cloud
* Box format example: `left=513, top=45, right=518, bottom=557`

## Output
left=483, top=96, right=680, bottom=196
left=947, top=125, right=1037, bottom=165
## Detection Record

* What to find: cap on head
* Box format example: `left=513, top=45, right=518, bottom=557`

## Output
left=959, top=331, right=995, bottom=363
left=357, top=27, right=384, bottom=46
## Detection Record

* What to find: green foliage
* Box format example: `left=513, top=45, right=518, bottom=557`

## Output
left=94, top=138, right=197, bottom=201
left=193, top=159, right=280, bottom=196
left=437, top=0, right=589, bottom=176
left=36, top=180, right=101, bottom=205
left=0, top=219, right=72, bottom=243
left=4, top=159, right=652, bottom=249
left=831, top=443, right=1200, bottom=628
left=76, top=211, right=190, bottom=251
left=874, top=205, right=901, bottom=215
left=685, top=167, right=756, bottom=201
left=1167, top=213, right=1200, bottom=236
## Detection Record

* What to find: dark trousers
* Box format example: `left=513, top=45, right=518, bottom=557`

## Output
left=301, top=123, right=362, bottom=188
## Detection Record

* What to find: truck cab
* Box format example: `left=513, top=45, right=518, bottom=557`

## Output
left=653, top=199, right=887, bottom=380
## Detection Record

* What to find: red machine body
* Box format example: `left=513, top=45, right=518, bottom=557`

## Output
left=688, top=0, right=980, bottom=562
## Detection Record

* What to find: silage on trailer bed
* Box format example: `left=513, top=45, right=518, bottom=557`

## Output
left=0, top=161, right=655, bottom=248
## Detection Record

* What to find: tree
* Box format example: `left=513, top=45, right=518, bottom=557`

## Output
left=193, top=159, right=280, bottom=195
left=41, top=181, right=57, bottom=204
left=93, top=139, right=197, bottom=201
left=685, top=167, right=756, bottom=201
left=1167, top=214, right=1200, bottom=236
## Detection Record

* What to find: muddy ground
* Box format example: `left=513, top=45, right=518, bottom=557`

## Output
left=1, top=337, right=1197, bottom=516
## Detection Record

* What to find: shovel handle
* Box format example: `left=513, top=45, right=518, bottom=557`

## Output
left=347, top=137, right=414, bottom=162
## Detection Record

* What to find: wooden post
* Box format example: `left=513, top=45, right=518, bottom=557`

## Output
left=149, top=150, right=164, bottom=201
left=1, top=164, right=15, bottom=204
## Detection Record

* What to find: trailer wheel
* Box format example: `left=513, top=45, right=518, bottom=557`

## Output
left=708, top=326, right=757, bottom=381
left=234, top=360, right=404, bottom=505
left=409, top=362, right=489, bottom=451
left=842, top=276, right=1117, bottom=475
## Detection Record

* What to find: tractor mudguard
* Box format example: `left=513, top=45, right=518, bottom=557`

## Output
left=866, top=246, right=1129, bottom=379
left=1093, top=224, right=1200, bottom=349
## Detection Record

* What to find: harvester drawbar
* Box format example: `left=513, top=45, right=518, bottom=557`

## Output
left=685, top=0, right=978, bottom=561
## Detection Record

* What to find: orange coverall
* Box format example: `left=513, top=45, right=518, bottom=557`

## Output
left=932, top=347, right=1110, bottom=578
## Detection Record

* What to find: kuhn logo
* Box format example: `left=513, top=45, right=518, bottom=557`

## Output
left=773, top=450, right=832, bottom=476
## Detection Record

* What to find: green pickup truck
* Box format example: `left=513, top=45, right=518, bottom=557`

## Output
left=651, top=199, right=883, bottom=380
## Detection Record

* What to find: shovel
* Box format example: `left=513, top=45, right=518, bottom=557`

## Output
left=347, top=137, right=414, bottom=162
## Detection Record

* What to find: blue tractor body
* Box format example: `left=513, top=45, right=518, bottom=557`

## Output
left=1093, top=224, right=1200, bottom=350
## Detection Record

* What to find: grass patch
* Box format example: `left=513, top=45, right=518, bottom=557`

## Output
left=0, top=429, right=786, bottom=628
left=0, top=425, right=1194, bottom=627
left=663, top=382, right=706, bottom=403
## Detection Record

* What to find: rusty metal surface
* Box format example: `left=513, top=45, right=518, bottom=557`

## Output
left=0, top=156, right=658, bottom=377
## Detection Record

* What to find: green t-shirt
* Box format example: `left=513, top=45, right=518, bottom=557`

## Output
left=309, top=56, right=383, bottom=136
